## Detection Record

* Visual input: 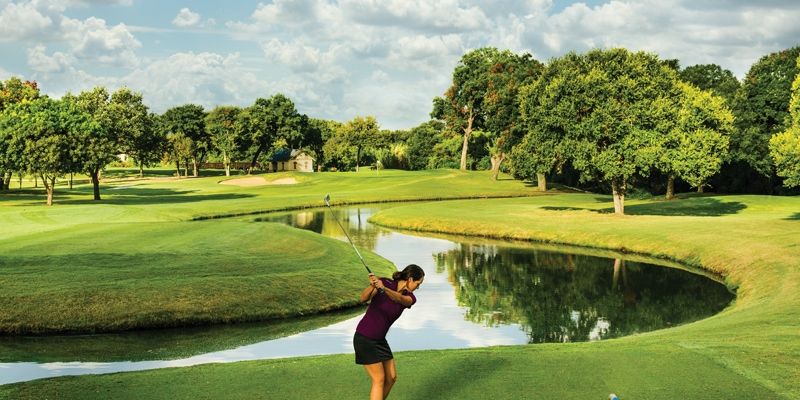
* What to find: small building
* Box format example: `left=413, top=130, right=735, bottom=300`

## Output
left=268, top=149, right=314, bottom=173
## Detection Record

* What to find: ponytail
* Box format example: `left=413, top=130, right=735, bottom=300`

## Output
left=392, top=264, right=425, bottom=282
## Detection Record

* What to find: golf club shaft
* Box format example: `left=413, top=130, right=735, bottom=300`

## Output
left=324, top=195, right=384, bottom=294
left=330, top=213, right=372, bottom=274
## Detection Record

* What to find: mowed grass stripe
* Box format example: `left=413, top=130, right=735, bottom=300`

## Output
left=0, top=221, right=395, bottom=334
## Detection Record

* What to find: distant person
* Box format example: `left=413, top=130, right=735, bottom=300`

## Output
left=354, top=264, right=425, bottom=400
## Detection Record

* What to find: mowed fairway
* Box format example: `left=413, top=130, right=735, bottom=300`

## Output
left=0, top=169, right=542, bottom=334
left=2, top=172, right=798, bottom=399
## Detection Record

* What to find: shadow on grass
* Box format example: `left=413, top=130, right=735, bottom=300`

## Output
left=542, top=197, right=747, bottom=217
left=405, top=354, right=509, bottom=399
left=2, top=188, right=255, bottom=206
left=786, top=212, right=800, bottom=221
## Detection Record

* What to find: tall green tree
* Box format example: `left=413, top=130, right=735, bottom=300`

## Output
left=679, top=64, right=739, bottom=106
left=110, top=89, right=160, bottom=178
left=484, top=53, right=544, bottom=180
left=406, top=120, right=445, bottom=170
left=732, top=46, right=800, bottom=180
left=205, top=106, right=242, bottom=176
left=513, top=57, right=580, bottom=191
left=237, top=94, right=303, bottom=173
left=0, top=77, right=40, bottom=190
left=0, top=97, right=95, bottom=205
left=433, top=47, right=501, bottom=170
left=67, top=87, right=122, bottom=201
left=161, top=104, right=207, bottom=177
left=530, top=49, right=680, bottom=214
left=339, top=116, right=379, bottom=172
left=769, top=56, right=800, bottom=188
left=659, top=82, right=734, bottom=198
left=303, top=118, right=337, bottom=171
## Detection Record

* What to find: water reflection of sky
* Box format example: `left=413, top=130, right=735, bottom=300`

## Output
left=0, top=206, right=729, bottom=385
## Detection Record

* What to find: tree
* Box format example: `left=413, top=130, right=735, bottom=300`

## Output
left=732, top=46, right=800, bottom=179
left=513, top=57, right=579, bottom=191
left=110, top=89, right=160, bottom=178
left=434, top=47, right=500, bottom=170
left=658, top=82, right=734, bottom=198
left=769, top=56, right=800, bottom=188
left=530, top=49, right=680, bottom=214
left=0, top=97, right=95, bottom=205
left=483, top=53, right=544, bottom=180
left=339, top=116, right=379, bottom=172
left=68, top=87, right=122, bottom=201
left=679, top=64, right=739, bottom=106
left=205, top=106, right=242, bottom=176
left=237, top=94, right=303, bottom=173
left=0, top=77, right=40, bottom=190
left=406, top=120, right=445, bottom=170
left=161, top=104, right=207, bottom=177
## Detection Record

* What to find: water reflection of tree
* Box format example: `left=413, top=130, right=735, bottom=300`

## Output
left=437, top=245, right=733, bottom=343
left=262, top=208, right=388, bottom=252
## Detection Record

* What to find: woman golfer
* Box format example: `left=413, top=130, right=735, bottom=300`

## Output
left=354, top=264, right=425, bottom=400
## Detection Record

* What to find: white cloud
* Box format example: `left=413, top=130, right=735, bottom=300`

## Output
left=60, top=16, right=141, bottom=66
left=261, top=39, right=324, bottom=72
left=339, top=0, right=489, bottom=33
left=26, top=44, right=73, bottom=73
left=172, top=7, right=200, bottom=28
left=120, top=52, right=270, bottom=112
left=0, top=1, right=54, bottom=41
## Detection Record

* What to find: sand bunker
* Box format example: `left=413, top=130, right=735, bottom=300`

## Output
left=220, top=177, right=298, bottom=187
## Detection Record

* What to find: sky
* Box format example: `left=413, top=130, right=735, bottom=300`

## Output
left=1, top=0, right=799, bottom=130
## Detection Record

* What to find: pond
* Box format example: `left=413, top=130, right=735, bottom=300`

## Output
left=0, top=204, right=733, bottom=385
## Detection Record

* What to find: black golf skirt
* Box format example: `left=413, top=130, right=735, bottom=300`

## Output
left=353, top=332, right=394, bottom=365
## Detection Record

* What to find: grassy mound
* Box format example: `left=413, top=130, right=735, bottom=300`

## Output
left=0, top=220, right=393, bottom=334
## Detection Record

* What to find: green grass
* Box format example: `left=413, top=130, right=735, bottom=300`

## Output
left=0, top=221, right=392, bottom=334
left=0, top=169, right=542, bottom=335
left=2, top=174, right=797, bottom=399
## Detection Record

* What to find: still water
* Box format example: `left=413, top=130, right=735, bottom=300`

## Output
left=0, top=205, right=733, bottom=384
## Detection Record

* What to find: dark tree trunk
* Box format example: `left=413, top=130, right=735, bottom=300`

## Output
left=175, top=161, right=181, bottom=178
left=34, top=175, right=38, bottom=188
left=666, top=174, right=675, bottom=200
left=69, top=173, right=73, bottom=190
left=139, top=162, right=144, bottom=178
left=537, top=173, right=547, bottom=191
left=19, top=172, right=23, bottom=189
left=90, top=169, right=101, bottom=200
left=0, top=171, right=4, bottom=190
left=4, top=172, right=10, bottom=190
left=183, top=162, right=189, bottom=178
left=249, top=143, right=266, bottom=175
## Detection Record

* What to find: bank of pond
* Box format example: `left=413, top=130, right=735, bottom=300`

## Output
left=0, top=205, right=733, bottom=385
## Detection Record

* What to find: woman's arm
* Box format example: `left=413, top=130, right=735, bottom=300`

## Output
left=359, top=274, right=379, bottom=303
left=373, top=280, right=414, bottom=307
left=359, top=284, right=377, bottom=303
left=383, top=287, right=414, bottom=307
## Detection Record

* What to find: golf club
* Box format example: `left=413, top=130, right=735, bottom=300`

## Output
left=324, top=194, right=383, bottom=293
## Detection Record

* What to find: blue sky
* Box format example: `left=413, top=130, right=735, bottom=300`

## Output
left=1, top=0, right=799, bottom=129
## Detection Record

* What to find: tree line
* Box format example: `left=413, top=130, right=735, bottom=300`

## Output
left=434, top=46, right=800, bottom=214
left=1, top=45, right=799, bottom=209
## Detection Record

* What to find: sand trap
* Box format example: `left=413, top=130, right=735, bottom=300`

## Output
left=220, top=177, right=298, bottom=187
